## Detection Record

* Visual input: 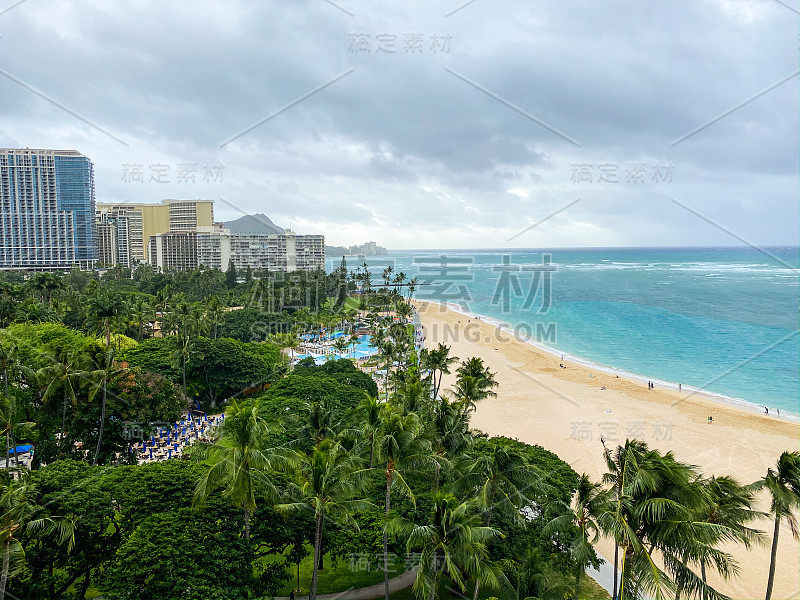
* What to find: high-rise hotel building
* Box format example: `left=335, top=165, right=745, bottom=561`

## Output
left=95, top=199, right=214, bottom=265
left=0, top=148, right=97, bottom=270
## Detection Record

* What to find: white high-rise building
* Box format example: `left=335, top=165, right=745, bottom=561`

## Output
left=148, top=226, right=325, bottom=273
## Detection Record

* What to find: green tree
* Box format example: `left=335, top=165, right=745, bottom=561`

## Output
left=454, top=357, right=498, bottom=410
left=419, top=343, right=458, bottom=400
left=460, top=441, right=545, bottom=600
left=37, top=347, right=87, bottom=459
left=87, top=345, right=125, bottom=466
left=194, top=399, right=278, bottom=541
left=374, top=406, right=432, bottom=600
left=279, top=439, right=371, bottom=600
left=86, top=291, right=123, bottom=348
left=397, top=492, right=503, bottom=600
left=0, top=478, right=75, bottom=600
left=226, top=261, right=239, bottom=289
left=101, top=502, right=251, bottom=600
left=544, top=474, right=609, bottom=598
left=753, top=451, right=800, bottom=600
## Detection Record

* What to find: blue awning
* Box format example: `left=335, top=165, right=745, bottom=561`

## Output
left=8, top=445, right=32, bottom=455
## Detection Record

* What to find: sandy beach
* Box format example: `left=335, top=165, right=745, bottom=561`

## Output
left=415, top=300, right=800, bottom=600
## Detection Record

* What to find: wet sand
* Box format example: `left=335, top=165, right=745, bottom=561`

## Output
left=415, top=300, right=800, bottom=600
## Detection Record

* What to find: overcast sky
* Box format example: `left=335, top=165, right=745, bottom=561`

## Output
left=0, top=0, right=797, bottom=249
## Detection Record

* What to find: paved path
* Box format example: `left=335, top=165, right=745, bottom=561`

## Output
left=276, top=569, right=416, bottom=600
left=586, top=551, right=617, bottom=598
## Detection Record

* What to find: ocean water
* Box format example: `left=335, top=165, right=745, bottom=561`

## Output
left=328, top=247, right=799, bottom=415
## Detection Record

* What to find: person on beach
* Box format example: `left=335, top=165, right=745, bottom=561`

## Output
left=765, top=407, right=769, bottom=415
left=678, top=383, right=681, bottom=392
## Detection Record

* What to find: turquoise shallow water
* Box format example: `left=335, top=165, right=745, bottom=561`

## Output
left=329, top=247, right=799, bottom=414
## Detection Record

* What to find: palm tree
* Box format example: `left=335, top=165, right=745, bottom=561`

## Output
left=128, top=296, right=153, bottom=341
left=455, top=358, right=498, bottom=409
left=37, top=347, right=87, bottom=459
left=205, top=295, right=225, bottom=339
left=600, top=439, right=730, bottom=600
left=86, top=291, right=123, bottom=348
left=27, top=272, right=65, bottom=306
left=374, top=406, right=432, bottom=600
left=502, top=546, right=575, bottom=600
left=753, top=451, right=800, bottom=600
left=86, top=345, right=125, bottom=466
left=279, top=439, right=371, bottom=600
left=601, top=439, right=648, bottom=600
left=396, top=492, right=503, bottom=599
left=680, top=475, right=763, bottom=600
left=544, top=474, right=610, bottom=598
left=194, top=399, right=278, bottom=541
left=430, top=396, right=472, bottom=491
left=460, top=443, right=545, bottom=600
left=0, top=338, right=19, bottom=402
left=358, top=396, right=381, bottom=468
left=420, top=343, right=459, bottom=400
left=396, top=377, right=427, bottom=415
left=0, top=478, right=75, bottom=599
left=332, top=336, right=349, bottom=358
left=300, top=401, right=339, bottom=449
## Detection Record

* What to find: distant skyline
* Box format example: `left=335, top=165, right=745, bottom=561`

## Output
left=0, top=0, right=797, bottom=249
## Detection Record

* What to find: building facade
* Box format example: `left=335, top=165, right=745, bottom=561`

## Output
left=95, top=198, right=213, bottom=262
left=148, top=227, right=325, bottom=273
left=96, top=209, right=132, bottom=268
left=0, top=148, right=97, bottom=270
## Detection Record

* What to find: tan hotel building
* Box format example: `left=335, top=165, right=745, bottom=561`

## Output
left=95, top=199, right=214, bottom=264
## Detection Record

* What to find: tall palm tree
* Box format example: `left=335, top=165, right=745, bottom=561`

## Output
left=194, top=399, right=278, bottom=541
left=0, top=478, right=75, bottom=600
left=358, top=396, right=381, bottom=468
left=753, top=451, right=800, bottom=600
left=679, top=476, right=763, bottom=600
left=279, top=439, right=371, bottom=600
left=420, top=343, right=459, bottom=400
left=601, top=439, right=730, bottom=600
left=300, top=400, right=339, bottom=449
left=396, top=492, right=503, bottom=599
left=430, top=396, right=472, bottom=491
left=460, top=443, right=545, bottom=600
left=455, top=358, right=498, bottom=409
left=396, top=377, right=427, bottom=415
left=374, top=406, right=433, bottom=600
left=332, top=336, right=349, bottom=358
left=86, top=291, right=123, bottom=348
left=87, top=345, right=125, bottom=466
left=544, top=474, right=610, bottom=599
left=128, top=296, right=153, bottom=341
left=37, top=347, right=87, bottom=459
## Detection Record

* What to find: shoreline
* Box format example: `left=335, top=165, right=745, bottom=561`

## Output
left=427, top=300, right=799, bottom=423
left=414, top=299, right=800, bottom=600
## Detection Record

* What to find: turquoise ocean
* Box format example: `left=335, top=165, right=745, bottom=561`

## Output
left=328, top=247, right=799, bottom=416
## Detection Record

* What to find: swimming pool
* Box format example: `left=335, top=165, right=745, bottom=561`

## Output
left=294, top=333, right=376, bottom=364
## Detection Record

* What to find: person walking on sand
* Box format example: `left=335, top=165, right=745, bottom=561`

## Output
left=678, top=383, right=681, bottom=392
left=765, top=406, right=769, bottom=415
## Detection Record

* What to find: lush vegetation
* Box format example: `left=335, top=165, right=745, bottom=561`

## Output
left=0, top=264, right=797, bottom=600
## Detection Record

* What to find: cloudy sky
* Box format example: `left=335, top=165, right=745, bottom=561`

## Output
left=0, top=0, right=797, bottom=249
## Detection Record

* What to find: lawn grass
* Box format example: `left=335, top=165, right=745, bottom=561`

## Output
left=578, top=574, right=612, bottom=599
left=267, top=546, right=406, bottom=595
